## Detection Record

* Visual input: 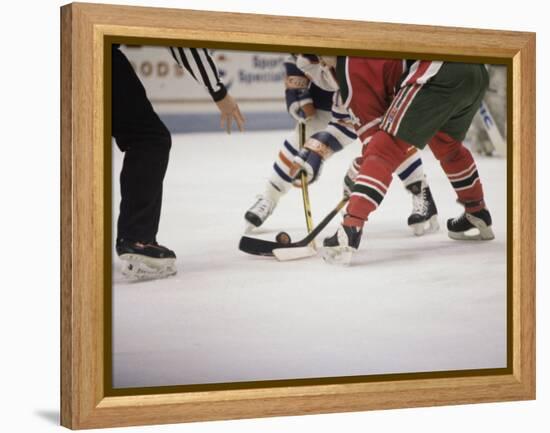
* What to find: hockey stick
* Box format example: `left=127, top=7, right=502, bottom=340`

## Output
left=299, top=121, right=315, bottom=232
left=478, top=100, right=506, bottom=157
left=238, top=197, right=348, bottom=257
left=268, top=121, right=316, bottom=261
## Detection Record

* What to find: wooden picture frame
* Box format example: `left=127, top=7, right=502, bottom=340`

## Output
left=60, top=2, right=535, bottom=429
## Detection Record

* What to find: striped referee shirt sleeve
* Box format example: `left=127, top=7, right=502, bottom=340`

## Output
left=169, top=47, right=228, bottom=102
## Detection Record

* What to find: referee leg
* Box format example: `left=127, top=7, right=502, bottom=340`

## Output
left=111, top=45, right=172, bottom=243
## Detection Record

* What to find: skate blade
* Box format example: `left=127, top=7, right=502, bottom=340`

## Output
left=119, top=254, right=177, bottom=281
left=448, top=214, right=495, bottom=241
left=448, top=227, right=495, bottom=241
left=410, top=215, right=440, bottom=236
left=273, top=245, right=317, bottom=261
left=321, top=246, right=354, bottom=266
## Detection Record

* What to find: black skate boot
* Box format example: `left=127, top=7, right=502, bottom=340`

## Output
left=447, top=206, right=495, bottom=241
left=244, top=195, right=276, bottom=232
left=322, top=222, right=363, bottom=265
left=116, top=238, right=177, bottom=280
left=406, top=179, right=439, bottom=236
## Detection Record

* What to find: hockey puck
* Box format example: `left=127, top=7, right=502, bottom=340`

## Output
left=275, top=231, right=292, bottom=245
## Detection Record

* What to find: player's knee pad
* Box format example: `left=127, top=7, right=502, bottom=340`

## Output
left=362, top=130, right=409, bottom=171
left=428, top=131, right=464, bottom=164
left=306, top=110, right=332, bottom=134
left=290, top=110, right=331, bottom=144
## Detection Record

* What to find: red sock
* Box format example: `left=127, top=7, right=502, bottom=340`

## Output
left=429, top=132, right=485, bottom=212
left=346, top=130, right=409, bottom=227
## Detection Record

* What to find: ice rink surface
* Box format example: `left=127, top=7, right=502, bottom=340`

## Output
left=112, top=130, right=507, bottom=388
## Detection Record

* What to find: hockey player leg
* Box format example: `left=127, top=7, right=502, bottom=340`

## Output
left=429, top=131, right=494, bottom=241
left=244, top=140, right=294, bottom=231
left=244, top=113, right=330, bottom=232
left=395, top=147, right=439, bottom=236
left=323, top=130, right=409, bottom=264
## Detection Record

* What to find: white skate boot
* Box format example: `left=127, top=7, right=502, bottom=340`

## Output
left=244, top=195, right=276, bottom=232
left=406, top=179, right=439, bottom=236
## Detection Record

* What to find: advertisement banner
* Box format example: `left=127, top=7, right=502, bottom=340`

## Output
left=120, top=45, right=287, bottom=103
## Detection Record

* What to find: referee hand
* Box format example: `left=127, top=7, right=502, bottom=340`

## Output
left=215, top=94, right=245, bottom=134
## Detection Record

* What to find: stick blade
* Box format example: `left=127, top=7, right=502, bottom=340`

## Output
left=238, top=236, right=281, bottom=256
left=273, top=245, right=317, bottom=261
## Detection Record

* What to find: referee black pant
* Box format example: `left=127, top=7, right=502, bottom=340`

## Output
left=112, top=45, right=171, bottom=243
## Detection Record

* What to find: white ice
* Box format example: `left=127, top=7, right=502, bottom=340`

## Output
left=112, top=130, right=507, bottom=388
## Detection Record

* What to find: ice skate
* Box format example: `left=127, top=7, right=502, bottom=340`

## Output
left=116, top=238, right=177, bottom=281
left=322, top=224, right=362, bottom=266
left=447, top=208, right=495, bottom=241
left=244, top=195, right=276, bottom=232
left=406, top=179, right=439, bottom=236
